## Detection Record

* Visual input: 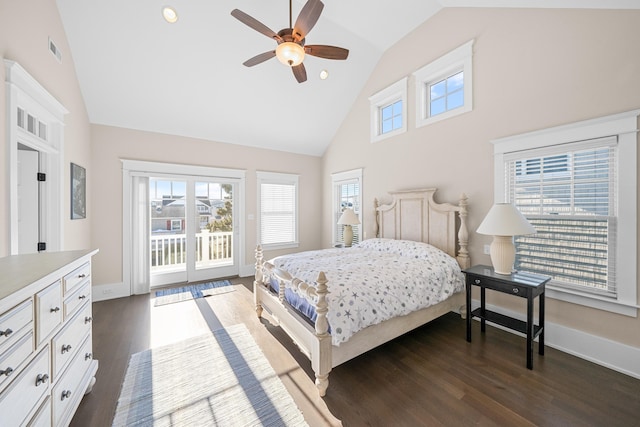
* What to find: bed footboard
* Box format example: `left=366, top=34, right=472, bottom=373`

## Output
left=253, top=245, right=333, bottom=396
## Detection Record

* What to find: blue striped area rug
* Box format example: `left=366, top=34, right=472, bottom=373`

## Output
left=154, top=280, right=233, bottom=306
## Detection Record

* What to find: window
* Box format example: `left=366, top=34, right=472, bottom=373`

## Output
left=369, top=78, right=407, bottom=143
left=332, top=169, right=362, bottom=246
left=429, top=71, right=464, bottom=116
left=257, top=172, right=299, bottom=250
left=508, top=140, right=616, bottom=295
left=413, top=40, right=473, bottom=128
left=381, top=100, right=403, bottom=135
left=491, top=110, right=638, bottom=316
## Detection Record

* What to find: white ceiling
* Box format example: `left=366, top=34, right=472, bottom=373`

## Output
left=55, top=0, right=639, bottom=156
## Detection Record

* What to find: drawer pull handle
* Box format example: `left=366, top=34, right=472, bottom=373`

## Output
left=0, top=328, right=13, bottom=337
left=474, top=279, right=481, bottom=285
left=61, top=344, right=72, bottom=354
left=78, top=274, right=86, bottom=279
left=512, top=287, right=519, bottom=294
left=85, top=316, right=93, bottom=324
left=50, top=306, right=61, bottom=313
left=85, top=352, right=93, bottom=360
left=61, top=390, right=72, bottom=401
left=0, top=367, right=14, bottom=377
left=35, top=373, right=49, bottom=386
left=79, top=294, right=87, bottom=300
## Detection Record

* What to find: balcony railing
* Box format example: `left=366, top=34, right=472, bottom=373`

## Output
left=151, top=231, right=233, bottom=272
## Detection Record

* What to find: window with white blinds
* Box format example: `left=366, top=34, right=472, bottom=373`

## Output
left=257, top=172, right=298, bottom=249
left=332, top=169, right=362, bottom=246
left=505, top=137, right=618, bottom=297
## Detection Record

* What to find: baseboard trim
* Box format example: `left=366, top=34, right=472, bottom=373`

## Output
left=92, top=282, right=130, bottom=302
left=471, top=300, right=640, bottom=379
left=239, top=264, right=255, bottom=278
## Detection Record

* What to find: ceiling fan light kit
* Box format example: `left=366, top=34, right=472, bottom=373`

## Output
left=276, top=42, right=305, bottom=66
left=231, top=0, right=349, bottom=83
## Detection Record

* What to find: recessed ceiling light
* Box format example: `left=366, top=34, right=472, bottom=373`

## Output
left=319, top=69, right=329, bottom=80
left=162, top=6, right=178, bottom=23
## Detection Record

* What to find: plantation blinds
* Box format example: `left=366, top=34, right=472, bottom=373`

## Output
left=259, top=173, right=298, bottom=248
left=505, top=136, right=618, bottom=297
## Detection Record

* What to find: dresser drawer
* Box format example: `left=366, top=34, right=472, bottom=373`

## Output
left=0, top=299, right=33, bottom=354
left=64, top=281, right=91, bottom=321
left=27, top=396, right=51, bottom=427
left=63, top=262, right=91, bottom=296
left=52, top=336, right=93, bottom=426
left=0, top=346, right=50, bottom=427
left=52, top=302, right=92, bottom=380
left=0, top=330, right=33, bottom=392
left=35, top=280, right=63, bottom=346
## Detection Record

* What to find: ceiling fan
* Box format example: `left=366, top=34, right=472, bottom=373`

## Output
left=231, top=0, right=349, bottom=83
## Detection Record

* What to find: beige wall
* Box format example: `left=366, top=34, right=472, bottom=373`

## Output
left=90, top=125, right=322, bottom=286
left=0, top=0, right=92, bottom=257
left=322, top=8, right=640, bottom=348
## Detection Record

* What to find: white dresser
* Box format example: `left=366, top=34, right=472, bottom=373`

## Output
left=0, top=250, right=98, bottom=426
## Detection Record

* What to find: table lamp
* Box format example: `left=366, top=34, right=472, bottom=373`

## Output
left=337, top=208, right=360, bottom=247
left=476, top=203, right=536, bottom=275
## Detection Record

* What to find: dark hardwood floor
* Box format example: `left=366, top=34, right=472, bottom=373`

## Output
left=72, top=277, right=640, bottom=426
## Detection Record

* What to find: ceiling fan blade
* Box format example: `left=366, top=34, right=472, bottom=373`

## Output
left=293, top=0, right=324, bottom=41
left=231, top=9, right=281, bottom=42
left=305, top=45, right=349, bottom=60
left=243, top=51, right=276, bottom=67
left=292, top=63, right=307, bottom=83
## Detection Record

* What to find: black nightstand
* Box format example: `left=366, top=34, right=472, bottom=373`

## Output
left=463, top=265, right=551, bottom=369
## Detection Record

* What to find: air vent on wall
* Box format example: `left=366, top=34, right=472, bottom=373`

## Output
left=48, top=37, right=62, bottom=63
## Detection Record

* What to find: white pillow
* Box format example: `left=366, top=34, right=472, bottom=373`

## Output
left=355, top=238, right=444, bottom=260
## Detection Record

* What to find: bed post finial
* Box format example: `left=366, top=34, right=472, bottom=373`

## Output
left=374, top=198, right=380, bottom=238
left=255, top=245, right=263, bottom=282
left=254, top=245, right=264, bottom=317
left=457, top=194, right=470, bottom=269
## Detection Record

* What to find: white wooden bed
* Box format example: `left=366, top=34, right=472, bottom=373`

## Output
left=253, top=188, right=470, bottom=396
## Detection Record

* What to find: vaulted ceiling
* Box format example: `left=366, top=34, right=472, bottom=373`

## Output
left=56, top=0, right=637, bottom=156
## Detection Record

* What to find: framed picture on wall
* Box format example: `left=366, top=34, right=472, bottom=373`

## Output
left=71, top=162, right=86, bottom=219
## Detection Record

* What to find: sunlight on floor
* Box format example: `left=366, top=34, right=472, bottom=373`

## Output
left=149, top=297, right=213, bottom=348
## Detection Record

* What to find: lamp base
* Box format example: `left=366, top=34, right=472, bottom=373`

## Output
left=490, top=235, right=515, bottom=275
left=343, top=225, right=353, bottom=248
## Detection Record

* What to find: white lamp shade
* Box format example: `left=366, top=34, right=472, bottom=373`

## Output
left=476, top=203, right=536, bottom=236
left=337, top=208, right=360, bottom=225
left=477, top=203, right=535, bottom=275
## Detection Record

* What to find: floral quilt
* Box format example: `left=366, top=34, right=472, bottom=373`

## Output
left=270, top=238, right=465, bottom=346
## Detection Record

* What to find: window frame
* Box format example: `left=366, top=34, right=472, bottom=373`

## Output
left=257, top=171, right=299, bottom=250
left=331, top=169, right=363, bottom=247
left=490, top=110, right=639, bottom=316
left=413, top=40, right=474, bottom=128
left=369, top=78, right=407, bottom=143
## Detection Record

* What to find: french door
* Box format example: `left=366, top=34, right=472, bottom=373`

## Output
left=149, top=176, right=239, bottom=288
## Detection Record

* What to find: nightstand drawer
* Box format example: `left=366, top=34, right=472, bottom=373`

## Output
left=468, top=275, right=528, bottom=297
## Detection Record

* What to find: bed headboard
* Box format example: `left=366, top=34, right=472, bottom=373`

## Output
left=375, top=188, right=470, bottom=268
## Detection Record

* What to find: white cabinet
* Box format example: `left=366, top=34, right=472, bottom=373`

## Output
left=0, top=250, right=98, bottom=426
